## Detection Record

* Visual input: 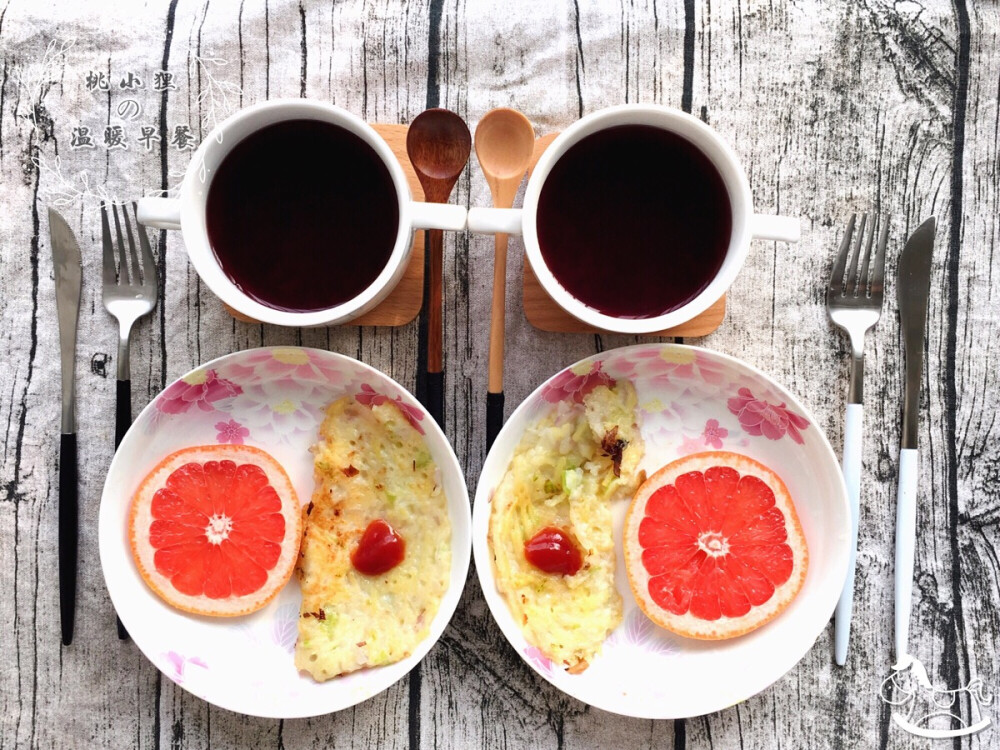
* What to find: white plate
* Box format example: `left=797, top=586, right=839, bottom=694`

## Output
left=99, top=347, right=471, bottom=718
left=473, top=344, right=849, bottom=719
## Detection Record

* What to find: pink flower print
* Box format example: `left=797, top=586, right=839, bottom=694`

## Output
left=605, top=346, right=727, bottom=394
left=701, top=418, right=728, bottom=449
left=676, top=434, right=705, bottom=457
left=524, top=646, right=554, bottom=677
left=356, top=382, right=390, bottom=408
left=156, top=369, right=242, bottom=415
left=215, top=419, right=250, bottom=445
left=727, top=387, right=810, bottom=444
left=355, top=384, right=426, bottom=434
left=271, top=603, right=299, bottom=653
left=540, top=360, right=615, bottom=404
left=161, top=651, right=208, bottom=685
left=228, top=347, right=347, bottom=384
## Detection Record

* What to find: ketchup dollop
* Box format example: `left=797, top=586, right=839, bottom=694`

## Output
left=524, top=527, right=583, bottom=576
left=352, top=519, right=406, bottom=575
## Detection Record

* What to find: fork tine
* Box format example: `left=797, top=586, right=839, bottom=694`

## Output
left=858, top=212, right=877, bottom=295
left=100, top=201, right=118, bottom=288
left=111, top=203, right=130, bottom=284
left=132, top=202, right=157, bottom=291
left=845, top=212, right=867, bottom=296
left=121, top=203, right=143, bottom=286
left=869, top=218, right=889, bottom=298
left=828, top=213, right=856, bottom=297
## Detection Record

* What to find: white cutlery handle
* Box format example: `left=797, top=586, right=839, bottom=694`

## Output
left=834, top=403, right=863, bottom=665
left=894, top=448, right=919, bottom=666
left=749, top=214, right=801, bottom=243
left=467, top=207, right=524, bottom=235
left=136, top=197, right=182, bottom=230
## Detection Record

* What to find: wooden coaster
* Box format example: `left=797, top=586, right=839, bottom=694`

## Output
left=520, top=133, right=726, bottom=338
left=224, top=123, right=424, bottom=327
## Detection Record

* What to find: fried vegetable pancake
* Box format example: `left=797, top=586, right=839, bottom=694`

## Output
left=295, top=396, right=451, bottom=681
left=489, top=383, right=645, bottom=672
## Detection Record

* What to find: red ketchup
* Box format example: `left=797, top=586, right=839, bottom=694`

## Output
left=352, top=519, right=406, bottom=575
left=524, top=527, right=583, bottom=576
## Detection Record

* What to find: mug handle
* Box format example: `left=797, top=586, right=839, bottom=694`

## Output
left=750, top=214, right=800, bottom=243
left=136, top=197, right=182, bottom=230
left=409, top=202, right=467, bottom=231
left=467, top=208, right=523, bottom=236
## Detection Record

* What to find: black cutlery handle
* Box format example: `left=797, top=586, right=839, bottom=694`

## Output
left=486, top=391, right=504, bottom=451
left=115, top=379, right=131, bottom=449
left=426, top=371, right=444, bottom=429
left=114, top=379, right=131, bottom=641
left=59, top=432, right=78, bottom=646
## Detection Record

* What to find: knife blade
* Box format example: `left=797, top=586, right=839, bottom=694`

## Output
left=893, top=216, right=935, bottom=667
left=50, top=208, right=82, bottom=647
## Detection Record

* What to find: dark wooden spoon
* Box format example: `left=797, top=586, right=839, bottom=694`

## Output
left=406, top=109, right=472, bottom=429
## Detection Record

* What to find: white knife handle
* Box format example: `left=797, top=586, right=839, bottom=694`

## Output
left=894, top=448, right=919, bottom=666
left=834, top=403, right=863, bottom=665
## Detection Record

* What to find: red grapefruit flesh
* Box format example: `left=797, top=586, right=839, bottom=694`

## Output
left=624, top=451, right=808, bottom=639
left=128, top=445, right=302, bottom=617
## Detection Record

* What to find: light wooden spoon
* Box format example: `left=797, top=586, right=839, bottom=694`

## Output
left=406, top=108, right=472, bottom=429
left=474, top=108, right=535, bottom=449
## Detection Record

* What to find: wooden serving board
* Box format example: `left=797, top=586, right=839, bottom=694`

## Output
left=224, top=123, right=424, bottom=327
left=521, top=133, right=726, bottom=337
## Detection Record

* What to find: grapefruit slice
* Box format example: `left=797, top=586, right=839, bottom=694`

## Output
left=624, top=451, right=807, bottom=639
left=128, top=445, right=302, bottom=617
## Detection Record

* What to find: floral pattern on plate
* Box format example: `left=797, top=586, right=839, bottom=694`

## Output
left=605, top=607, right=680, bottom=658
left=215, top=419, right=250, bottom=444
left=219, top=347, right=348, bottom=387
left=355, top=383, right=426, bottom=435
left=473, top=342, right=850, bottom=719
left=103, top=346, right=471, bottom=719
left=155, top=369, right=242, bottom=415
left=539, top=360, right=616, bottom=405
left=727, top=387, right=810, bottom=444
left=160, top=651, right=208, bottom=685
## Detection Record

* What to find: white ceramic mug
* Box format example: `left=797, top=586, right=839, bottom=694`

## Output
left=137, top=99, right=467, bottom=327
left=466, top=104, right=800, bottom=334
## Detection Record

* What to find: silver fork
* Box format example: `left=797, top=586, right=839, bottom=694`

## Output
left=102, top=201, right=158, bottom=640
left=827, top=212, right=889, bottom=666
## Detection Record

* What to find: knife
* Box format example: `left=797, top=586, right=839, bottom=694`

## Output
left=893, top=216, right=935, bottom=668
left=50, top=208, right=82, bottom=647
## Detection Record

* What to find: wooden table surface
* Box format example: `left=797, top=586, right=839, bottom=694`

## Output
left=2, top=1, right=998, bottom=748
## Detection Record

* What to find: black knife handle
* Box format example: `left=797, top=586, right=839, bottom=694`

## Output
left=59, top=432, right=78, bottom=646
left=426, top=371, right=445, bottom=430
left=486, top=391, right=504, bottom=451
left=114, top=379, right=131, bottom=641
left=115, top=379, right=131, bottom=449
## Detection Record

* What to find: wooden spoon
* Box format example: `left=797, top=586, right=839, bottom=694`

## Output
left=474, top=108, right=536, bottom=449
left=406, top=108, right=472, bottom=428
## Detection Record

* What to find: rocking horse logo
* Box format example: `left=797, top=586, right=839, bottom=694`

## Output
left=881, top=651, right=993, bottom=739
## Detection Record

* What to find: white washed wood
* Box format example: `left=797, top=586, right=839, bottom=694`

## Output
left=0, top=1, right=997, bottom=748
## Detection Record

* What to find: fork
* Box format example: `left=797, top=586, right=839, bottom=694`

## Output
left=827, top=212, right=889, bottom=666
left=102, top=201, right=158, bottom=641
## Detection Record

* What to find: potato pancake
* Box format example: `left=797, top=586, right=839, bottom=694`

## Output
left=488, top=383, right=645, bottom=672
left=295, top=396, right=451, bottom=680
